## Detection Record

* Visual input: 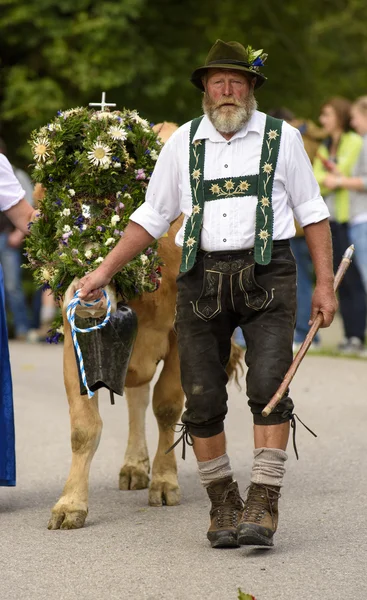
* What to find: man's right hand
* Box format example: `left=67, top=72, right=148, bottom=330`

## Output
left=77, top=267, right=111, bottom=301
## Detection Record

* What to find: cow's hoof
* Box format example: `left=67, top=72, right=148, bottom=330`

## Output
left=119, top=465, right=150, bottom=491
left=149, top=480, right=181, bottom=507
left=48, top=509, right=87, bottom=530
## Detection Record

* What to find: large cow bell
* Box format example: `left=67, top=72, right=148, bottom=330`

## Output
left=74, top=302, right=138, bottom=399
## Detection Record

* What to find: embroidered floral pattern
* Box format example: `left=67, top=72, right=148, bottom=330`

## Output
left=181, top=119, right=206, bottom=271
left=255, top=117, right=282, bottom=264
left=205, top=176, right=257, bottom=200
left=181, top=116, right=282, bottom=271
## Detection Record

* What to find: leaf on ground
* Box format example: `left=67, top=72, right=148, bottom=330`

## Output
left=238, top=589, right=256, bottom=600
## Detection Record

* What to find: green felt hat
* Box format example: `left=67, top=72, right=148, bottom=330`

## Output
left=191, top=39, right=267, bottom=91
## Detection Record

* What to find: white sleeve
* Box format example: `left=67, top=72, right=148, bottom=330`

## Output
left=0, top=155, right=26, bottom=211
left=285, top=128, right=330, bottom=226
left=130, top=134, right=181, bottom=239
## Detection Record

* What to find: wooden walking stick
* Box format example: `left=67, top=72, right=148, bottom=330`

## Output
left=262, top=244, right=355, bottom=418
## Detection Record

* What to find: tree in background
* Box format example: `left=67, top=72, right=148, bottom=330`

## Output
left=1, top=0, right=367, bottom=163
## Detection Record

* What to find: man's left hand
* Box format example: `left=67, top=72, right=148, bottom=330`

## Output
left=309, top=283, right=338, bottom=328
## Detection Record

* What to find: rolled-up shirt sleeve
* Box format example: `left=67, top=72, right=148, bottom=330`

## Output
left=0, top=155, right=26, bottom=211
left=285, top=128, right=330, bottom=226
left=130, top=133, right=181, bottom=239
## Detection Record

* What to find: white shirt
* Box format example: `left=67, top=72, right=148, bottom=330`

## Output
left=131, top=110, right=329, bottom=250
left=0, top=154, right=26, bottom=211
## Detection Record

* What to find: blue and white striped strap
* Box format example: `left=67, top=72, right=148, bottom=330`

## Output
left=66, top=289, right=111, bottom=398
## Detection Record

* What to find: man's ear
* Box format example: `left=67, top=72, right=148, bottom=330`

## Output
left=251, top=76, right=256, bottom=90
left=202, top=75, right=207, bottom=91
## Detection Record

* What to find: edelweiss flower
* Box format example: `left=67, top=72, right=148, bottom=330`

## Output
left=108, top=125, right=127, bottom=141
left=61, top=107, right=84, bottom=119
left=111, top=214, right=120, bottom=226
left=63, top=225, right=71, bottom=233
left=192, top=169, right=201, bottom=181
left=150, top=150, right=159, bottom=161
left=262, top=163, right=273, bottom=174
left=68, top=189, right=76, bottom=197
left=82, top=204, right=91, bottom=218
left=56, top=326, right=64, bottom=335
left=85, top=249, right=93, bottom=259
left=140, top=255, right=149, bottom=264
left=239, top=180, right=250, bottom=192
left=87, top=143, right=112, bottom=167
left=260, top=196, right=270, bottom=207
left=130, top=111, right=150, bottom=128
left=41, top=268, right=52, bottom=281
left=95, top=257, right=104, bottom=263
left=91, top=111, right=117, bottom=121
left=258, top=229, right=270, bottom=241
left=268, top=130, right=279, bottom=140
left=33, top=137, right=50, bottom=162
left=224, top=179, right=234, bottom=191
left=193, top=140, right=202, bottom=146
left=210, top=184, right=220, bottom=194
left=186, top=237, right=196, bottom=247
left=105, top=238, right=115, bottom=246
left=62, top=208, right=71, bottom=216
left=192, top=205, right=201, bottom=214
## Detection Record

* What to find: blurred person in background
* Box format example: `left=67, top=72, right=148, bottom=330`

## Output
left=0, top=152, right=38, bottom=486
left=269, top=108, right=326, bottom=351
left=0, top=138, right=32, bottom=341
left=322, top=96, right=367, bottom=295
left=313, top=97, right=366, bottom=355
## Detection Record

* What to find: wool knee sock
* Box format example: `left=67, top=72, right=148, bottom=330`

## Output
left=197, top=453, right=233, bottom=488
left=251, top=447, right=288, bottom=488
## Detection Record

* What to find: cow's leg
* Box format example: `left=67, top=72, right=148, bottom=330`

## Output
left=119, top=383, right=151, bottom=490
left=48, top=315, right=102, bottom=530
left=149, top=331, right=184, bottom=507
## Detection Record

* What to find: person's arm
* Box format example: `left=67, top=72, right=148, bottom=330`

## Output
left=78, top=222, right=154, bottom=300
left=303, top=219, right=338, bottom=328
left=4, top=198, right=38, bottom=235
left=323, top=173, right=366, bottom=192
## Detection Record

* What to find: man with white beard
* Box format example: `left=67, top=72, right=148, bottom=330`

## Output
left=78, top=40, right=337, bottom=550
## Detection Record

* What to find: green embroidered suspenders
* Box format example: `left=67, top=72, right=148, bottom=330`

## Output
left=180, top=115, right=282, bottom=273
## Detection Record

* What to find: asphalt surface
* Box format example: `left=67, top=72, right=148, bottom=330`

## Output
left=1, top=324, right=367, bottom=600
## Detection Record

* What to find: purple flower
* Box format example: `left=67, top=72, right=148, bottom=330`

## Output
left=46, top=332, right=62, bottom=344
left=96, top=225, right=103, bottom=232
left=114, top=229, right=120, bottom=236
left=62, top=231, right=72, bottom=239
left=136, top=169, right=146, bottom=180
left=146, top=247, right=153, bottom=255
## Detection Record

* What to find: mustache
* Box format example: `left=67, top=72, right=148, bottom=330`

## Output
left=212, top=97, right=243, bottom=109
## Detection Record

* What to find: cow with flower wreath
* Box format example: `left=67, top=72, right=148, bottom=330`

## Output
left=26, top=108, right=242, bottom=529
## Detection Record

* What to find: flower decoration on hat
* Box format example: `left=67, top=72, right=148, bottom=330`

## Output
left=245, top=46, right=268, bottom=72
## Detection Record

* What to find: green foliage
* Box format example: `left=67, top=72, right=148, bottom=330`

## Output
left=24, top=106, right=163, bottom=340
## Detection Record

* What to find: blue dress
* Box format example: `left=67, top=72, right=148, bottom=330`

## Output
left=0, top=264, right=16, bottom=486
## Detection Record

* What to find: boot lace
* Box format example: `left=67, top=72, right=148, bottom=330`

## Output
left=243, top=483, right=281, bottom=526
left=209, top=481, right=245, bottom=528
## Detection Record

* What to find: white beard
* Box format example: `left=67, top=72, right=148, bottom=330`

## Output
left=202, top=92, right=258, bottom=134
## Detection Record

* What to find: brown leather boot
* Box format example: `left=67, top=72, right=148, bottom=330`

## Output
left=206, top=476, right=244, bottom=548
left=237, top=482, right=281, bottom=547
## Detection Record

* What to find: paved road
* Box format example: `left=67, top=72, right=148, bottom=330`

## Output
left=1, top=335, right=367, bottom=600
